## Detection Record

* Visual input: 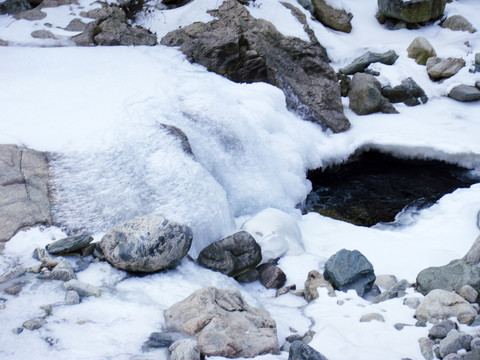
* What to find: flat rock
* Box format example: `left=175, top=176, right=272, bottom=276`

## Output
left=459, top=285, right=478, bottom=303
left=426, top=57, right=465, bottom=81
left=23, top=318, right=45, bottom=330
left=46, top=232, right=93, bottom=255
left=31, top=30, right=57, bottom=39
left=0, top=0, right=31, bottom=15
left=339, top=50, right=398, bottom=75
left=448, top=85, right=480, bottom=102
left=407, top=37, right=436, bottom=65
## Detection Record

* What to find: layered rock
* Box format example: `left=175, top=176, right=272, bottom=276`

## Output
left=161, top=0, right=349, bottom=133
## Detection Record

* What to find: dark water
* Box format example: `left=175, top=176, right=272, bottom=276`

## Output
left=305, top=150, right=480, bottom=226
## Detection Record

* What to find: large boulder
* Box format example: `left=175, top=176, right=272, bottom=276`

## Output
left=339, top=50, right=399, bottom=75
left=161, top=0, right=350, bottom=133
left=197, top=231, right=262, bottom=277
left=426, top=57, right=465, bottom=81
left=407, top=36, right=436, bottom=65
left=382, top=77, right=428, bottom=106
left=164, top=286, right=279, bottom=357
left=448, top=85, right=480, bottom=102
left=441, top=15, right=476, bottom=33
left=416, top=259, right=480, bottom=296
left=348, top=73, right=397, bottom=115
left=0, top=145, right=52, bottom=242
left=323, top=249, right=376, bottom=297
left=99, top=215, right=192, bottom=272
left=377, top=0, right=447, bottom=23
left=312, top=0, right=353, bottom=33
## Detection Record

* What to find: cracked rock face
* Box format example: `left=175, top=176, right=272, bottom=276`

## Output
left=0, top=145, right=52, bottom=242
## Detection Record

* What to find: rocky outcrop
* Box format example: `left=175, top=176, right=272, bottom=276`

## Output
left=348, top=73, right=397, bottom=115
left=378, top=0, right=447, bottom=23
left=99, top=215, right=192, bottom=272
left=426, top=57, right=465, bottom=81
left=448, top=85, right=480, bottom=102
left=382, top=77, right=428, bottom=106
left=312, top=0, right=352, bottom=33
left=0, top=145, right=52, bottom=242
left=339, top=50, right=399, bottom=75
left=441, top=15, right=476, bottom=33
left=161, top=0, right=350, bottom=133
left=164, top=286, right=279, bottom=357
left=407, top=36, right=436, bottom=65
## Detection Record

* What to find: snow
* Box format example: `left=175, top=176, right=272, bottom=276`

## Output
left=1, top=0, right=480, bottom=359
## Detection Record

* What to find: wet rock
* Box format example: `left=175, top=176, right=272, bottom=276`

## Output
left=31, top=30, right=57, bottom=39
left=304, top=270, right=335, bottom=302
left=426, top=57, right=466, bottom=81
left=374, top=274, right=398, bottom=291
left=439, top=330, right=472, bottom=358
left=403, top=297, right=421, bottom=310
left=169, top=339, right=201, bottom=360
left=161, top=0, right=349, bottom=133
left=47, top=232, right=93, bottom=255
left=0, top=145, right=51, bottom=242
left=0, top=0, right=31, bottom=15
left=288, top=340, right=329, bottom=360
left=382, top=77, right=428, bottom=106
left=348, top=73, right=397, bottom=115
left=419, top=337, right=435, bottom=360
left=197, top=231, right=261, bottom=277
left=23, top=318, right=45, bottom=330
left=429, top=320, right=457, bottom=339
left=459, top=285, right=478, bottom=303
left=378, top=0, right=447, bottom=23
left=339, top=50, right=398, bottom=75
left=164, top=286, right=279, bottom=357
left=442, top=15, right=476, bottom=33
left=65, top=290, right=80, bottom=305
left=407, top=36, right=437, bottom=65
left=448, top=85, right=480, bottom=102
left=99, top=215, right=192, bottom=273
left=0, top=265, right=26, bottom=284
left=323, top=249, right=376, bottom=297
left=311, top=0, right=352, bottom=33
left=257, top=263, right=286, bottom=289
left=360, top=313, right=385, bottom=322
left=63, top=279, right=101, bottom=297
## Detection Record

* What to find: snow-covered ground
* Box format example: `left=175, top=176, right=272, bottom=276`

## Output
left=1, top=0, right=480, bottom=359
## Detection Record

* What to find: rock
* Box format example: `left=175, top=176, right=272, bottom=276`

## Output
left=374, top=274, right=398, bottom=290
left=161, top=0, right=350, bottom=133
left=323, top=249, right=376, bottom=297
left=419, top=337, right=435, bottom=360
left=46, top=232, right=93, bottom=255
left=197, top=231, right=261, bottom=277
left=235, top=268, right=259, bottom=283
left=463, top=350, right=480, bottom=360
left=339, top=50, right=399, bottom=75
left=382, top=78, right=428, bottom=106
left=464, top=235, right=480, bottom=265
left=394, top=323, right=411, bottom=331
left=439, top=330, right=473, bottom=358
left=0, top=145, right=51, bottom=242
left=471, top=338, right=480, bottom=351
left=65, top=290, right=80, bottom=305
left=359, top=313, right=385, bottom=322
left=443, top=354, right=463, bottom=360
left=5, top=282, right=25, bottom=295
left=288, top=340, right=328, bottom=360
left=99, top=215, right=192, bottom=273
left=429, top=320, right=457, bottom=339
left=471, top=316, right=480, bottom=327
left=415, top=289, right=477, bottom=324
left=63, top=279, right=101, bottom=297
left=0, top=0, right=31, bottom=15
left=448, top=85, right=480, bottom=102
left=257, top=263, right=286, bottom=289
left=50, top=258, right=76, bottom=281
left=416, top=259, right=480, bottom=296
left=459, top=285, right=479, bottom=303
left=65, top=18, right=87, bottom=32
left=158, top=124, right=193, bottom=157
left=31, top=30, right=57, bottom=39
left=442, top=15, right=476, bottom=33
left=426, top=57, right=465, bottom=81
left=404, top=297, right=422, bottom=309
left=304, top=270, right=335, bottom=302
left=144, top=332, right=181, bottom=349
left=276, top=284, right=296, bottom=297
left=407, top=36, right=437, bottom=65
left=23, top=318, right=45, bottom=330
left=12, top=327, right=23, bottom=334
left=378, top=0, right=447, bottom=23
left=0, top=265, right=26, bottom=284
left=169, top=339, right=201, bottom=360
left=373, top=279, right=410, bottom=303
left=164, top=286, right=279, bottom=357
left=348, top=73, right=397, bottom=115
left=311, top=0, right=353, bottom=33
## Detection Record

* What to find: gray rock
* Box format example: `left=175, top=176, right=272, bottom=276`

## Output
left=161, top=0, right=349, bottom=133
left=323, top=249, right=376, bottom=297
left=448, top=85, right=480, bottom=102
left=63, top=279, right=101, bottom=297
left=471, top=316, right=480, bottom=327
left=394, top=323, right=411, bottom=331
left=164, top=286, right=279, bottom=357
left=442, top=15, right=476, bottom=33
left=14, top=8, right=47, bottom=20
left=416, top=259, right=480, bottom=296
left=235, top=268, right=259, bottom=283
left=169, top=339, right=201, bottom=360
left=158, top=124, right=193, bottom=156
left=0, top=39, right=8, bottom=46
left=0, top=145, right=51, bottom=242
left=373, top=279, right=410, bottom=303
left=404, top=297, right=422, bottom=310
left=419, top=337, right=434, bottom=360
left=429, top=320, right=457, bottom=339
left=197, top=231, right=261, bottom=277
left=374, top=274, right=398, bottom=290
left=297, top=0, right=314, bottom=14
left=439, top=330, right=473, bottom=358
left=304, top=270, right=335, bottom=302
left=288, top=340, right=329, bottom=360
left=339, top=50, right=399, bottom=75
left=100, top=215, right=192, bottom=273
left=382, top=77, right=428, bottom=106
left=12, top=327, right=23, bottom=334
left=5, top=282, right=25, bottom=295
left=258, top=263, right=286, bottom=289
left=426, top=57, right=466, bottom=81
left=443, top=354, right=463, bottom=360
left=65, top=18, right=87, bottom=32
left=65, top=290, right=80, bottom=305
left=46, top=232, right=93, bottom=255
left=471, top=338, right=480, bottom=351
left=312, top=0, right=352, bottom=33
left=348, top=73, right=397, bottom=115
left=0, top=0, right=31, bottom=15
left=144, top=332, right=183, bottom=349
left=407, top=36, right=436, bottom=65
left=0, top=265, right=26, bottom=284
left=50, top=258, right=76, bottom=281
left=359, top=313, right=385, bottom=322
left=378, top=0, right=447, bottom=23
left=459, top=285, right=479, bottom=303
left=23, top=318, right=45, bottom=330
left=464, top=235, right=480, bottom=265
left=31, top=30, right=57, bottom=39
left=463, top=350, right=480, bottom=360
left=415, top=289, right=477, bottom=325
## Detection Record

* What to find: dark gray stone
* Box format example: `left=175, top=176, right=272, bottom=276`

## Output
left=373, top=279, right=410, bottom=303
left=144, top=331, right=182, bottom=349
left=439, top=330, right=472, bottom=358
left=197, top=231, right=261, bottom=277
left=158, top=124, right=193, bottom=156
left=442, top=15, right=476, bottom=33
left=257, top=263, right=286, bottom=289
left=46, top=232, right=93, bottom=255
left=289, top=340, right=328, bottom=360
left=378, top=0, right=447, bottom=23
left=323, top=249, right=376, bottom=297
left=14, top=8, right=46, bottom=20
left=100, top=215, right=192, bottom=273
left=0, top=0, right=31, bottom=15
left=348, top=73, right=397, bottom=115
left=429, top=320, right=457, bottom=339
left=235, top=268, right=259, bottom=283
left=312, top=0, right=352, bottom=33
left=161, top=0, right=350, bottom=133
left=416, top=259, right=480, bottom=296
left=382, top=77, right=428, bottom=106
left=448, top=85, right=480, bottom=102
left=426, top=57, right=465, bottom=81
left=394, top=323, right=411, bottom=331
left=470, top=316, right=480, bottom=327
left=339, top=50, right=399, bottom=75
